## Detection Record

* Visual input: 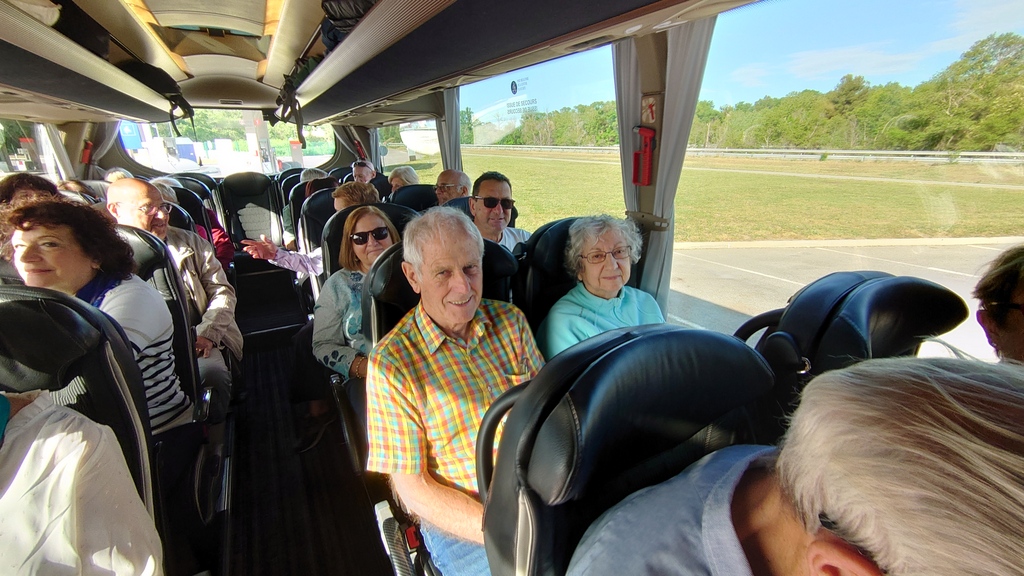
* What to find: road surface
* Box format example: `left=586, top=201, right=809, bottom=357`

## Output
left=665, top=237, right=1024, bottom=361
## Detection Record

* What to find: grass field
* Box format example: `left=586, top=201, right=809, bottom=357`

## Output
left=392, top=147, right=1024, bottom=242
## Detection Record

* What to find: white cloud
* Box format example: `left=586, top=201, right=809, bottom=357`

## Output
left=787, top=43, right=924, bottom=80
left=729, top=63, right=771, bottom=87
left=929, top=0, right=1024, bottom=54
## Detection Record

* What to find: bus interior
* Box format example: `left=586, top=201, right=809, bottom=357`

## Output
left=0, top=0, right=1010, bottom=574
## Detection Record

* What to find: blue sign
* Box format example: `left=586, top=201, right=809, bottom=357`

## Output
left=119, top=122, right=143, bottom=150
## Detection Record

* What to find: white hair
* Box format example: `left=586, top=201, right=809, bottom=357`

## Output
left=299, top=168, right=328, bottom=182
left=389, top=166, right=420, bottom=185
left=778, top=357, right=1024, bottom=576
left=403, top=207, right=483, bottom=273
left=564, top=215, right=643, bottom=279
left=149, top=179, right=178, bottom=204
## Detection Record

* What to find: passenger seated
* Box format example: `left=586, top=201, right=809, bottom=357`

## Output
left=365, top=207, right=544, bottom=576
left=283, top=169, right=336, bottom=250
left=974, top=244, right=1024, bottom=362
left=2, top=198, right=192, bottom=432
left=0, top=390, right=163, bottom=575
left=312, top=206, right=399, bottom=378
left=103, top=167, right=133, bottom=183
left=242, top=181, right=379, bottom=278
left=0, top=173, right=60, bottom=204
left=150, top=176, right=233, bottom=270
left=567, top=357, right=1024, bottom=576
left=469, top=171, right=530, bottom=252
left=107, top=179, right=242, bottom=422
left=388, top=165, right=419, bottom=195
left=536, top=215, right=663, bottom=359
left=434, top=169, right=471, bottom=206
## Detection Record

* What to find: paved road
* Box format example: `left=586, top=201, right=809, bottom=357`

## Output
left=665, top=237, right=1024, bottom=361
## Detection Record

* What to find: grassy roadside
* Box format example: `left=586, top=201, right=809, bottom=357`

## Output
left=395, top=148, right=1024, bottom=242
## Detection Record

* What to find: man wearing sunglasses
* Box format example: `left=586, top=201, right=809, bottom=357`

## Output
left=974, top=244, right=1024, bottom=362
left=469, top=171, right=530, bottom=252
left=108, top=178, right=242, bottom=422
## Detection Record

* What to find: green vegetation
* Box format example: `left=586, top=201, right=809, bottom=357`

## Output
left=461, top=148, right=1024, bottom=242
left=463, top=33, right=1024, bottom=152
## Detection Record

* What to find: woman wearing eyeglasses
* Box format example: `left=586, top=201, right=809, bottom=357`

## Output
left=536, top=215, right=664, bottom=360
left=2, top=198, right=192, bottom=432
left=312, top=206, right=400, bottom=379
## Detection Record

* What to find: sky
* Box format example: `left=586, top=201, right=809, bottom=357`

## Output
left=459, top=0, right=1024, bottom=120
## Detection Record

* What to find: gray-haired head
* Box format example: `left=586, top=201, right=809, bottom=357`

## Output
left=778, top=356, right=1024, bottom=576
left=403, top=206, right=484, bottom=274
left=389, top=166, right=420, bottom=186
left=564, top=215, right=643, bottom=279
left=299, top=167, right=329, bottom=183
left=149, top=177, right=180, bottom=204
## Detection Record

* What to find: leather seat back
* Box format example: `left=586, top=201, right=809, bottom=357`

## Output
left=389, top=184, right=437, bottom=212
left=0, top=285, right=155, bottom=512
left=480, top=325, right=774, bottom=576
left=116, top=225, right=201, bottom=406
left=749, top=271, right=968, bottom=444
left=219, top=171, right=282, bottom=248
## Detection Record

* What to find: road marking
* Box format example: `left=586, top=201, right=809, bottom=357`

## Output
left=674, top=253, right=805, bottom=286
left=813, top=248, right=978, bottom=277
left=667, top=313, right=707, bottom=330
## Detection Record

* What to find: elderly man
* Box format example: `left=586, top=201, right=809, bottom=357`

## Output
left=365, top=207, right=544, bottom=576
left=434, top=169, right=471, bottom=205
left=107, top=178, right=242, bottom=418
left=470, top=171, right=530, bottom=252
left=567, top=357, right=1024, bottom=576
left=974, top=244, right=1024, bottom=362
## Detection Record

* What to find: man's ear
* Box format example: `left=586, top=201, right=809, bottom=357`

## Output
left=806, top=535, right=884, bottom=576
left=977, top=308, right=999, bottom=347
left=106, top=202, right=119, bottom=219
left=468, top=197, right=477, bottom=218
left=401, top=261, right=422, bottom=294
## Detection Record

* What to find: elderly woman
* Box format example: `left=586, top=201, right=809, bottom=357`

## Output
left=2, top=198, right=192, bottom=432
left=537, top=215, right=664, bottom=359
left=0, top=173, right=60, bottom=204
left=388, top=165, right=419, bottom=194
left=312, top=205, right=399, bottom=379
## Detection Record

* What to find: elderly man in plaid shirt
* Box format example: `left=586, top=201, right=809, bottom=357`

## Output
left=365, top=207, right=544, bottom=576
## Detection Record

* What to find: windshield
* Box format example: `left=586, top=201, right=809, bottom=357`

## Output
left=120, top=109, right=336, bottom=177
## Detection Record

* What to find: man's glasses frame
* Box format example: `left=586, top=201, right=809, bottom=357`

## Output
left=350, top=226, right=390, bottom=245
left=351, top=160, right=373, bottom=170
left=116, top=202, right=173, bottom=216
left=579, top=246, right=631, bottom=265
left=472, top=196, right=515, bottom=210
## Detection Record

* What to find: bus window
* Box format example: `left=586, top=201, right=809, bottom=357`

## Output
left=0, top=119, right=60, bottom=180
left=121, top=109, right=336, bottom=176
left=459, top=47, right=621, bottom=231
left=380, top=119, right=444, bottom=185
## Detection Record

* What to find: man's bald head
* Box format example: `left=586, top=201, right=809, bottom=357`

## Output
left=106, top=178, right=171, bottom=239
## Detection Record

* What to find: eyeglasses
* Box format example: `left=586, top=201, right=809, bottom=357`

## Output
left=434, top=183, right=459, bottom=192
left=473, top=196, right=515, bottom=210
left=350, top=226, right=389, bottom=245
left=351, top=160, right=373, bottom=169
left=982, top=302, right=1024, bottom=312
left=580, top=246, right=631, bottom=265
left=117, top=202, right=173, bottom=216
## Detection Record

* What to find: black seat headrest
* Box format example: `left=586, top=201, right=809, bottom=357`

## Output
left=116, top=225, right=166, bottom=281
left=389, top=184, right=437, bottom=212
left=512, top=217, right=579, bottom=330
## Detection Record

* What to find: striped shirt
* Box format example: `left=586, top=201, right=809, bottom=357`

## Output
left=366, top=299, right=544, bottom=496
left=100, top=275, right=191, bottom=432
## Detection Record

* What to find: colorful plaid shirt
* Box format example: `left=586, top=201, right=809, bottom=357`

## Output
left=365, top=299, right=544, bottom=496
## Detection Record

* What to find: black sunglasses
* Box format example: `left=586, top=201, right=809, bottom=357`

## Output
left=473, top=196, right=515, bottom=210
left=351, top=160, right=373, bottom=169
left=350, top=226, right=389, bottom=245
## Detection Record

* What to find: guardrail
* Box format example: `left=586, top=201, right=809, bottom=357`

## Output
left=462, top=145, right=1024, bottom=164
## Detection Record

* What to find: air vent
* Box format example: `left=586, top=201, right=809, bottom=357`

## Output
left=219, top=99, right=244, bottom=105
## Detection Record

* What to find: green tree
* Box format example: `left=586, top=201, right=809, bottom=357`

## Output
left=459, top=107, right=476, bottom=144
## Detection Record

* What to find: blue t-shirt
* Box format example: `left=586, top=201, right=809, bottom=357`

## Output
left=567, top=445, right=775, bottom=576
left=536, top=283, right=664, bottom=359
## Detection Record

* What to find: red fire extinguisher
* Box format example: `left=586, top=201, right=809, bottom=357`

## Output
left=80, top=140, right=94, bottom=165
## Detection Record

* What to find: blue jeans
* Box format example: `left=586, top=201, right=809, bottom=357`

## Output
left=420, top=522, right=492, bottom=576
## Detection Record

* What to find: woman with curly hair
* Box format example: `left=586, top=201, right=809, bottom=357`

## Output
left=2, top=197, right=191, bottom=432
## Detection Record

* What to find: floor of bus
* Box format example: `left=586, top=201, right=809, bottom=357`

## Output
left=227, top=338, right=393, bottom=576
